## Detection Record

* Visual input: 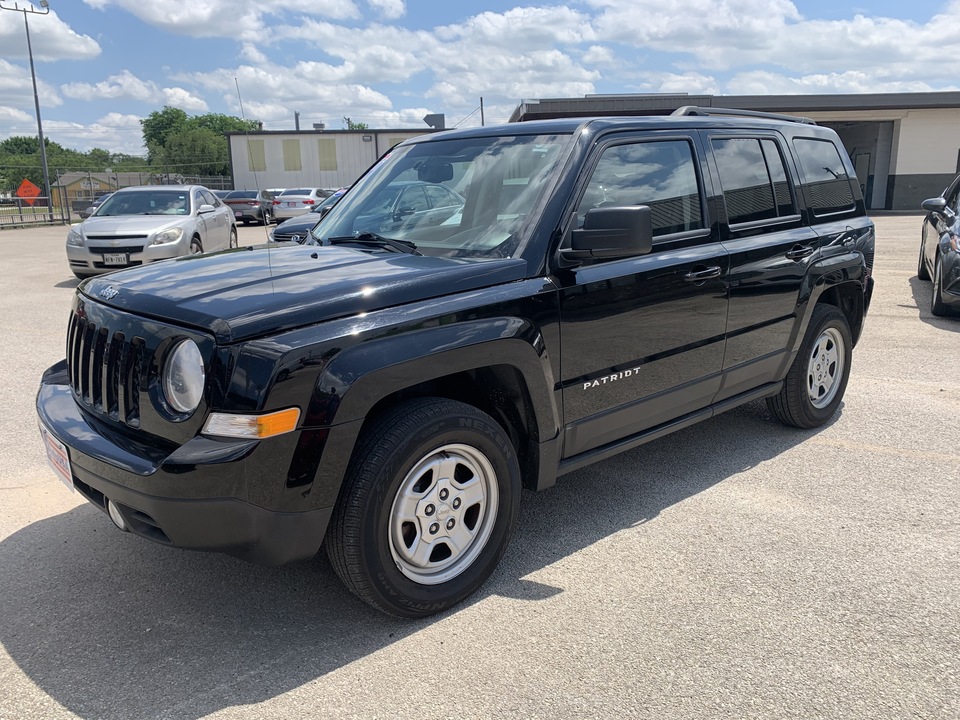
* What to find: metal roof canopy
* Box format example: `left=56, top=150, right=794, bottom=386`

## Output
left=509, top=91, right=960, bottom=122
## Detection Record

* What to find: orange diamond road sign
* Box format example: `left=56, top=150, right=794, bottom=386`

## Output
left=16, top=179, right=41, bottom=206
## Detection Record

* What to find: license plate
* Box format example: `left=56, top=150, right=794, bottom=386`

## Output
left=235, top=210, right=242, bottom=217
left=102, top=253, right=128, bottom=266
left=39, top=424, right=74, bottom=492
left=286, top=202, right=298, bottom=207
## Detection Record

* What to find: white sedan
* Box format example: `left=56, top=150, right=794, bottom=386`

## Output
left=272, top=188, right=334, bottom=220
left=66, top=185, right=237, bottom=279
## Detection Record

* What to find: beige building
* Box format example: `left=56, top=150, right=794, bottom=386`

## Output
left=227, top=129, right=436, bottom=192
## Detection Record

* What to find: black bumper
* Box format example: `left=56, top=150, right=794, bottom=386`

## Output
left=37, top=362, right=331, bottom=566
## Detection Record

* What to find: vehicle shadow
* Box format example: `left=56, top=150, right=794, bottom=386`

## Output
left=0, top=400, right=830, bottom=719
left=54, top=278, right=81, bottom=289
left=908, top=276, right=960, bottom=330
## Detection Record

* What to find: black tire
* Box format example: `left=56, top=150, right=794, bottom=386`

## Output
left=767, top=304, right=853, bottom=429
left=918, top=239, right=930, bottom=280
left=228, top=227, right=238, bottom=249
left=326, top=398, right=521, bottom=618
left=931, top=255, right=950, bottom=316
left=189, top=237, right=203, bottom=255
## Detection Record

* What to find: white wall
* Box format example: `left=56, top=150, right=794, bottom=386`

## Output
left=229, top=130, right=429, bottom=191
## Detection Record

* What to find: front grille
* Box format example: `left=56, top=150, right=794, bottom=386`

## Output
left=85, top=234, right=149, bottom=240
left=67, top=312, right=145, bottom=427
left=89, top=246, right=144, bottom=255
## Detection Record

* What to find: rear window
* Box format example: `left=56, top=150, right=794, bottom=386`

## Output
left=792, top=138, right=856, bottom=216
left=225, top=191, right=257, bottom=199
left=280, top=189, right=313, bottom=196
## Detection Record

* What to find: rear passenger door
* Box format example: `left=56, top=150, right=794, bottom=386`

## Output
left=557, top=133, right=729, bottom=458
left=705, top=133, right=819, bottom=401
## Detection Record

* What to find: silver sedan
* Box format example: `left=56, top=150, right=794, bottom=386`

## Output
left=66, top=185, right=237, bottom=279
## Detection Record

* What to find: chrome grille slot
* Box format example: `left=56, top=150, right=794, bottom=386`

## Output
left=66, top=310, right=145, bottom=428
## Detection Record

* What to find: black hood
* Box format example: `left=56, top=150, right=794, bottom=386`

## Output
left=80, top=245, right=528, bottom=343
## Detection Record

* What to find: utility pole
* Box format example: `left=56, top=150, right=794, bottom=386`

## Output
left=480, top=97, right=485, bottom=127
left=1, top=1, right=53, bottom=221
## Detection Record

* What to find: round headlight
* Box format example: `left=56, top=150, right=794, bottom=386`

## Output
left=162, top=339, right=205, bottom=414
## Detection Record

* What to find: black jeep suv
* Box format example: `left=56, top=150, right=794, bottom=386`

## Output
left=37, top=108, right=875, bottom=618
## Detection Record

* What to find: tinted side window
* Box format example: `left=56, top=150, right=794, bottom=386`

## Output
left=712, top=138, right=776, bottom=225
left=577, top=139, right=703, bottom=237
left=762, top=140, right=795, bottom=217
left=424, top=184, right=458, bottom=209
left=792, top=138, right=856, bottom=216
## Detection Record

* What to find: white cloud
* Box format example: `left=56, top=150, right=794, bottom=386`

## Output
left=0, top=9, right=100, bottom=61
left=60, top=71, right=208, bottom=112
left=642, top=72, right=720, bottom=95
left=726, top=70, right=954, bottom=95
left=582, top=45, right=616, bottom=65
left=41, top=113, right=145, bottom=154
left=81, top=0, right=360, bottom=40
left=0, top=106, right=33, bottom=124
left=0, top=59, right=62, bottom=110
left=367, top=0, right=405, bottom=19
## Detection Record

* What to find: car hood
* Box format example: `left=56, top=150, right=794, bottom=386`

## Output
left=80, top=245, right=528, bottom=343
left=81, top=215, right=188, bottom=235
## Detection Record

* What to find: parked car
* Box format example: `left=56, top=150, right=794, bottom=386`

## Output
left=66, top=185, right=237, bottom=279
left=352, top=180, right=464, bottom=235
left=272, top=188, right=334, bottom=220
left=222, top=189, right=274, bottom=225
left=919, top=181, right=960, bottom=316
left=269, top=188, right=347, bottom=243
left=39, top=109, right=874, bottom=618
left=213, top=190, right=231, bottom=199
left=78, top=192, right=113, bottom=219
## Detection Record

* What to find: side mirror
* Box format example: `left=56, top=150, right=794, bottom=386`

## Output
left=562, top=205, right=653, bottom=262
left=394, top=206, right=415, bottom=221
left=318, top=205, right=334, bottom=219
left=921, top=197, right=947, bottom=214
left=198, top=203, right=215, bottom=214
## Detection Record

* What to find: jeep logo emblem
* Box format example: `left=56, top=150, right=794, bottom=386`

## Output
left=99, top=285, right=119, bottom=300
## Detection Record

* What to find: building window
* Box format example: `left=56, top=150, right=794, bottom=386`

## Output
left=247, top=139, right=266, bottom=172
left=318, top=139, right=338, bottom=171
left=282, top=139, right=302, bottom=171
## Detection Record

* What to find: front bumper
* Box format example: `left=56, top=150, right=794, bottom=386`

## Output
left=66, top=239, right=188, bottom=276
left=37, top=362, right=331, bottom=565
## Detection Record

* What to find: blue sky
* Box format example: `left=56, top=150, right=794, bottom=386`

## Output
left=0, top=0, right=955, bottom=155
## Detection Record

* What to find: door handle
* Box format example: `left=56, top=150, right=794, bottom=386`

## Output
left=785, top=245, right=815, bottom=260
left=683, top=266, right=722, bottom=282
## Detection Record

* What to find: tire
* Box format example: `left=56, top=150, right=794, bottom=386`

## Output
left=189, top=237, right=203, bottom=255
left=228, top=227, right=238, bottom=249
left=72, top=271, right=90, bottom=280
left=326, top=398, right=521, bottom=618
left=767, top=304, right=853, bottom=429
left=918, top=239, right=930, bottom=280
left=931, top=255, right=950, bottom=316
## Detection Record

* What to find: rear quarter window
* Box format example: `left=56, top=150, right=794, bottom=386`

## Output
left=792, top=138, right=856, bottom=216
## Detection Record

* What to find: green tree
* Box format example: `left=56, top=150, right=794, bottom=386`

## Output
left=343, top=116, right=369, bottom=130
left=155, top=126, right=229, bottom=176
left=140, top=106, right=188, bottom=161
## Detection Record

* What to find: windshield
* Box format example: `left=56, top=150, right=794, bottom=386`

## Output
left=96, top=190, right=190, bottom=216
left=311, top=133, right=572, bottom=259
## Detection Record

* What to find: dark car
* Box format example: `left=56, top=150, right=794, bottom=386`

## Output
left=222, top=189, right=274, bottom=225
left=919, top=181, right=960, bottom=316
left=38, top=109, right=874, bottom=618
left=353, top=180, right=465, bottom=234
left=269, top=188, right=346, bottom=243
left=78, top=192, right=113, bottom=219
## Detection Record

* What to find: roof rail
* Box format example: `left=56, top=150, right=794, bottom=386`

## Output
left=671, top=106, right=816, bottom=125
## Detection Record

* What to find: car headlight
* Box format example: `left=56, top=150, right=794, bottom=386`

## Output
left=152, top=227, right=184, bottom=246
left=67, top=228, right=84, bottom=247
left=162, top=339, right=205, bottom=414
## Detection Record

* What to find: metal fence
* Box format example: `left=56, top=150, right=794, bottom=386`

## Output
left=0, top=190, right=70, bottom=227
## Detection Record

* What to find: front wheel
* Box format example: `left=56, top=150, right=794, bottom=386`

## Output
left=931, top=255, right=953, bottom=316
left=326, top=398, right=521, bottom=618
left=189, top=237, right=203, bottom=255
left=767, top=304, right=853, bottom=428
left=918, top=238, right=930, bottom=280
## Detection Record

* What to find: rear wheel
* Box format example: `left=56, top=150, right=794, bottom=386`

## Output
left=918, top=238, right=930, bottom=280
left=326, top=398, right=520, bottom=618
left=228, top=227, right=238, bottom=249
left=767, top=304, right=852, bottom=429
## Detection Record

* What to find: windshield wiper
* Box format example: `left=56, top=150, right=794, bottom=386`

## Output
left=327, top=232, right=421, bottom=255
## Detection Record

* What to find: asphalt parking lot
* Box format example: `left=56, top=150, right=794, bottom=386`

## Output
left=1, top=216, right=957, bottom=719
